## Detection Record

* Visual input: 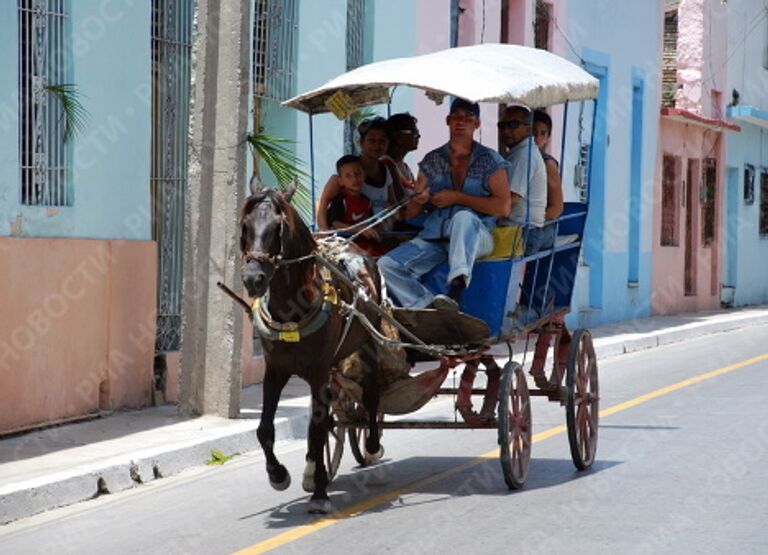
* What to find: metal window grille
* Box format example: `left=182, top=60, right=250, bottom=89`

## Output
left=534, top=1, right=552, bottom=51
left=701, top=158, right=717, bottom=247
left=253, top=0, right=297, bottom=102
left=760, top=171, right=768, bottom=236
left=662, top=10, right=678, bottom=108
left=344, top=0, right=365, bottom=153
left=151, top=0, right=193, bottom=352
left=744, top=164, right=755, bottom=205
left=18, top=0, right=69, bottom=206
left=661, top=155, right=679, bottom=246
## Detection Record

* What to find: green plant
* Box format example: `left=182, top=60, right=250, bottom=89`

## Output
left=205, top=449, right=235, bottom=465
left=246, top=131, right=313, bottom=221
left=44, top=84, right=88, bottom=143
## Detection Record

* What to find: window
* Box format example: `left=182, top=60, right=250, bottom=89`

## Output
left=151, top=0, right=193, bottom=352
left=744, top=164, right=755, bottom=205
left=344, top=0, right=365, bottom=154
left=661, top=155, right=679, bottom=246
left=760, top=171, right=768, bottom=236
left=18, top=0, right=69, bottom=206
left=701, top=158, right=717, bottom=246
left=252, top=0, right=297, bottom=102
left=534, top=1, right=552, bottom=51
left=662, top=10, right=678, bottom=108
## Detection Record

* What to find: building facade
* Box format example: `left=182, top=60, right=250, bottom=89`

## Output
left=651, top=0, right=740, bottom=315
left=722, top=0, right=768, bottom=307
left=0, top=0, right=157, bottom=433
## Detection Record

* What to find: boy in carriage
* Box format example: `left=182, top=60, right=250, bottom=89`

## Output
left=327, top=154, right=386, bottom=256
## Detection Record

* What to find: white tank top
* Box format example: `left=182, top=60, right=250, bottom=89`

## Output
left=362, top=163, right=393, bottom=214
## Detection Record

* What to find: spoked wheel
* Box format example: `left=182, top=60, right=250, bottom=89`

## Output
left=497, top=361, right=532, bottom=489
left=325, top=404, right=346, bottom=482
left=348, top=410, right=384, bottom=467
left=565, top=329, right=599, bottom=470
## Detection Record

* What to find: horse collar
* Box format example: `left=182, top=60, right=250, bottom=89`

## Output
left=251, top=267, right=338, bottom=343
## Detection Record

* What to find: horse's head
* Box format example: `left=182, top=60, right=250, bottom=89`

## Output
left=240, top=175, right=305, bottom=298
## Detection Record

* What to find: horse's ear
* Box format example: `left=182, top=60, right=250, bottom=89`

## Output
left=249, top=173, right=263, bottom=196
left=283, top=178, right=298, bottom=203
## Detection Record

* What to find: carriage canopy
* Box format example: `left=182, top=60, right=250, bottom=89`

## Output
left=283, top=43, right=599, bottom=114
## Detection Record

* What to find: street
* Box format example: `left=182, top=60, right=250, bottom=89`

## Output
left=2, top=324, right=767, bottom=554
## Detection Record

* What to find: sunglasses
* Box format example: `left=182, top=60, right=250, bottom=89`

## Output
left=497, top=120, right=529, bottom=130
left=398, top=129, right=421, bottom=137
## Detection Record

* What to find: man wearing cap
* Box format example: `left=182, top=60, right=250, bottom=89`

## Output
left=378, top=98, right=511, bottom=310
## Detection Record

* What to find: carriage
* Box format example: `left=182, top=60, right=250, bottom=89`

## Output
left=234, top=43, right=601, bottom=512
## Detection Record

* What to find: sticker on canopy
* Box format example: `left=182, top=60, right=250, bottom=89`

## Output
left=325, top=90, right=357, bottom=120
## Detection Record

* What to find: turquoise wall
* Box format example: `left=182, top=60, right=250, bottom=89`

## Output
left=724, top=120, right=768, bottom=306
left=563, top=0, right=660, bottom=326
left=0, top=0, right=152, bottom=240
left=292, top=0, right=417, bottom=215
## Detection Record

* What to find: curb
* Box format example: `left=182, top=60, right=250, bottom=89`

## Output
left=0, top=412, right=310, bottom=526
left=594, top=312, right=768, bottom=359
left=2, top=310, right=766, bottom=525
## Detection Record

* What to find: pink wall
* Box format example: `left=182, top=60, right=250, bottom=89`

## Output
left=675, top=0, right=728, bottom=119
left=652, top=121, right=724, bottom=314
left=0, top=238, right=156, bottom=433
left=413, top=0, right=501, bottom=162
left=652, top=0, right=729, bottom=315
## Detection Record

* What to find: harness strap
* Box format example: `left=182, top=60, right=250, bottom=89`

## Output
left=251, top=267, right=338, bottom=343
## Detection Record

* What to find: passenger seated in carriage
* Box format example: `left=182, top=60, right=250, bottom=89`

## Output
left=316, top=117, right=404, bottom=232
left=377, top=98, right=511, bottom=311
left=327, top=155, right=386, bottom=256
left=496, top=105, right=553, bottom=256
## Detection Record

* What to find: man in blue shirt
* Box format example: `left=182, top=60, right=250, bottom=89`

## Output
left=378, top=98, right=511, bottom=309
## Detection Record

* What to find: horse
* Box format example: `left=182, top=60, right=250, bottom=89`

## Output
left=240, top=177, right=384, bottom=514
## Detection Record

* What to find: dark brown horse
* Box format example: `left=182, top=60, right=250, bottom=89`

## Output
left=240, top=178, right=383, bottom=513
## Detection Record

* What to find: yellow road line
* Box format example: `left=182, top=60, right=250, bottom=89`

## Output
left=234, top=352, right=768, bottom=555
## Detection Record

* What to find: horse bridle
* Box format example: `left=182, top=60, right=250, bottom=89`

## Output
left=241, top=210, right=287, bottom=268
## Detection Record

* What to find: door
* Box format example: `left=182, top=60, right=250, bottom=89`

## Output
left=684, top=159, right=696, bottom=296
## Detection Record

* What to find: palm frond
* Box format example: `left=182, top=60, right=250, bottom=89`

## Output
left=45, top=84, right=89, bottom=143
left=246, top=132, right=313, bottom=222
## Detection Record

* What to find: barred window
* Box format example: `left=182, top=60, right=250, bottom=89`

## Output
left=18, top=0, right=69, bottom=206
left=151, top=0, right=193, bottom=353
left=534, top=1, right=552, bottom=51
left=661, top=154, right=679, bottom=246
left=253, top=0, right=297, bottom=102
left=760, top=171, right=768, bottom=236
left=701, top=158, right=717, bottom=247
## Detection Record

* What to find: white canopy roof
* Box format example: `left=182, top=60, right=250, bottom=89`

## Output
left=283, top=43, right=599, bottom=114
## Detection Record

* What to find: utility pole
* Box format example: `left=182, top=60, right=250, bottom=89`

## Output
left=180, top=0, right=252, bottom=418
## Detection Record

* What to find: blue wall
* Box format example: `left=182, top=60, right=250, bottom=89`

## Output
left=0, top=0, right=152, bottom=240
left=724, top=114, right=768, bottom=306
left=563, top=0, right=660, bottom=328
left=291, top=0, right=417, bottom=215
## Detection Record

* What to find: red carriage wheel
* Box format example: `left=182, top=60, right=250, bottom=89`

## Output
left=348, top=411, right=384, bottom=467
left=325, top=403, right=346, bottom=482
left=497, top=361, right=532, bottom=489
left=565, top=329, right=599, bottom=470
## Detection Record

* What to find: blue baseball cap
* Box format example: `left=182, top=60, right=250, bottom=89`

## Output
left=449, top=97, right=480, bottom=118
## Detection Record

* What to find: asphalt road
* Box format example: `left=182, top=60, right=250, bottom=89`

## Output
left=2, top=325, right=768, bottom=554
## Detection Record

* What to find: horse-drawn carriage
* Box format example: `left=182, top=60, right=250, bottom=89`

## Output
left=234, top=44, right=600, bottom=513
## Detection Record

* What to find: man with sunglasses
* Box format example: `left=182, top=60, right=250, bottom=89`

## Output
left=378, top=98, right=511, bottom=310
left=497, top=105, right=551, bottom=255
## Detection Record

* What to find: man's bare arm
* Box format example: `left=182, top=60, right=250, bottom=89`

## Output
left=430, top=167, right=511, bottom=217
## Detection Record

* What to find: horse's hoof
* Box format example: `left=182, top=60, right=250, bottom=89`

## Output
left=269, top=471, right=291, bottom=491
left=307, top=498, right=333, bottom=515
left=302, top=460, right=315, bottom=493
left=365, top=445, right=385, bottom=464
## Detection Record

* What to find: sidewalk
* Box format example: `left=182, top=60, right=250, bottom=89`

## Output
left=2, top=306, right=767, bottom=525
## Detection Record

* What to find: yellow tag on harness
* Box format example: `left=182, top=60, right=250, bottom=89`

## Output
left=278, top=330, right=300, bottom=342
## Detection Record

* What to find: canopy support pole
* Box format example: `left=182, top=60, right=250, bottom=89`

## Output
left=309, top=113, right=316, bottom=229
